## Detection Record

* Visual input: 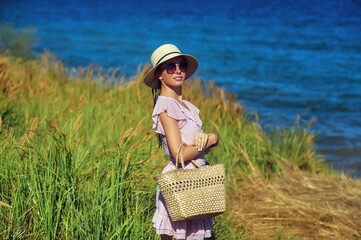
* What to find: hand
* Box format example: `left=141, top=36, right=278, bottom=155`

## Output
left=208, top=133, right=218, bottom=147
left=193, top=132, right=209, bottom=152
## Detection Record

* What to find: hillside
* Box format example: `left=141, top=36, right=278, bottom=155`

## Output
left=1, top=52, right=360, bottom=239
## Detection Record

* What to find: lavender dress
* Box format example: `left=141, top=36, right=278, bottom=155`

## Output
left=152, top=96, right=212, bottom=240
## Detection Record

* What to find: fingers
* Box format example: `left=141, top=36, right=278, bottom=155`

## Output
left=193, top=132, right=200, bottom=150
left=207, top=132, right=218, bottom=147
left=194, top=132, right=209, bottom=152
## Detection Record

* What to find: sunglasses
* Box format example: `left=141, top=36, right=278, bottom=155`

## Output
left=158, top=62, right=188, bottom=74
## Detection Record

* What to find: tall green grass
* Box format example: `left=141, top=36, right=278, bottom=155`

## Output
left=0, top=51, right=326, bottom=239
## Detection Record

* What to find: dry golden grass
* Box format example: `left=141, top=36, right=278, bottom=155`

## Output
left=29, top=117, right=38, bottom=139
left=230, top=162, right=361, bottom=239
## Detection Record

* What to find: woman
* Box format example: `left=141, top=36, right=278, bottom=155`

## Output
left=144, top=44, right=219, bottom=240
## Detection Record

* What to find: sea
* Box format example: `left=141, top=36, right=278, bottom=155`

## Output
left=1, top=0, right=360, bottom=176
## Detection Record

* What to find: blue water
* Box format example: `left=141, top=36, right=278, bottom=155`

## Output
left=1, top=0, right=361, bottom=176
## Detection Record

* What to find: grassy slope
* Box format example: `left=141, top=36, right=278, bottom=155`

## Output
left=0, top=52, right=328, bottom=239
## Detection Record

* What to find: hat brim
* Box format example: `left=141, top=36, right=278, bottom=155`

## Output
left=144, top=54, right=198, bottom=89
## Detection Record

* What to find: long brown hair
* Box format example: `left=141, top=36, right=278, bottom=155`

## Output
left=152, top=88, right=162, bottom=146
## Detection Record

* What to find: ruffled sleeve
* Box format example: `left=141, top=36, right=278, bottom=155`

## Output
left=152, top=97, right=187, bottom=135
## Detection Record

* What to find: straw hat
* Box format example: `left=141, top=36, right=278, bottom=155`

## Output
left=144, top=44, right=198, bottom=89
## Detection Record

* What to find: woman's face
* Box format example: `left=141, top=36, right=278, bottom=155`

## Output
left=158, top=56, right=187, bottom=89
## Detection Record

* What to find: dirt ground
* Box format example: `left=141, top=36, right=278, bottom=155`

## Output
left=229, top=162, right=361, bottom=239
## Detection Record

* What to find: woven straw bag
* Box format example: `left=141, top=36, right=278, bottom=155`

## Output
left=154, top=143, right=226, bottom=222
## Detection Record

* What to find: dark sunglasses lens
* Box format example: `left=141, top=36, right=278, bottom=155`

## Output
left=165, top=63, right=176, bottom=73
left=179, top=62, right=188, bottom=72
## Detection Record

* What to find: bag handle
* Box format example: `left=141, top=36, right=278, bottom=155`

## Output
left=175, top=142, right=201, bottom=169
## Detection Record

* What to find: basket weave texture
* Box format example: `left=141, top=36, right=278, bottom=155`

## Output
left=154, top=143, right=226, bottom=222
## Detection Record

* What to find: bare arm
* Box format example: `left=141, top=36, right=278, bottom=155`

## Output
left=159, top=112, right=218, bottom=162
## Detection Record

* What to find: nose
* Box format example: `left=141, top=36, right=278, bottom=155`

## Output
left=174, top=64, right=182, bottom=74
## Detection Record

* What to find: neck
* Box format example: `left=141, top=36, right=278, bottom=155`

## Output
left=160, top=85, right=183, bottom=102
